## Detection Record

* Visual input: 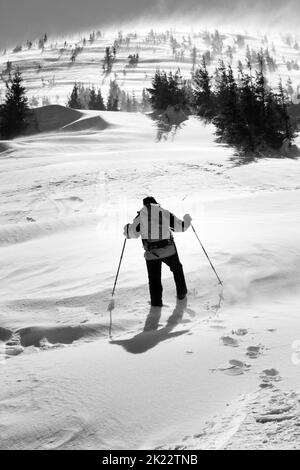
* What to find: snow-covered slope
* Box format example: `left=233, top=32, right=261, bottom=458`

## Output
left=0, top=27, right=300, bottom=450
left=1, top=28, right=300, bottom=105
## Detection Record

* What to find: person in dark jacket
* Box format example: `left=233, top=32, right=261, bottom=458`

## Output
left=124, top=196, right=192, bottom=306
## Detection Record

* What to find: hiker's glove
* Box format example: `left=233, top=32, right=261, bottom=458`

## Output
left=183, top=214, right=192, bottom=225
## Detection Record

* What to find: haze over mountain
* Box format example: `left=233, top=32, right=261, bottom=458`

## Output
left=0, top=0, right=299, bottom=48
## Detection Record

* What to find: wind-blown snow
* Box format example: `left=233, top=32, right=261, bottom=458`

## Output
left=0, top=27, right=300, bottom=450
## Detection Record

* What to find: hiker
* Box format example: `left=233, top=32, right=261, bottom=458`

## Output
left=124, top=196, right=192, bottom=306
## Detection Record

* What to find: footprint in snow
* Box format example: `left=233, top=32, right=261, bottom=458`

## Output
left=221, top=336, right=239, bottom=348
left=232, top=328, right=248, bottom=336
left=210, top=324, right=227, bottom=331
left=246, top=345, right=265, bottom=359
left=211, top=359, right=251, bottom=376
left=259, top=368, right=281, bottom=389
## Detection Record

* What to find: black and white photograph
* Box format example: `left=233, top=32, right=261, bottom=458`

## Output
left=0, top=0, right=300, bottom=453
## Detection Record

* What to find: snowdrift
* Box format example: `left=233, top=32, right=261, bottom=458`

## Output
left=33, top=105, right=83, bottom=132
left=17, top=323, right=109, bottom=347
left=0, top=215, right=98, bottom=247
left=22, top=105, right=111, bottom=136
left=62, top=115, right=110, bottom=132
left=0, top=327, right=12, bottom=342
left=0, top=142, right=9, bottom=153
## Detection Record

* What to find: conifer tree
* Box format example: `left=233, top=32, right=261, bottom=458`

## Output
left=67, top=83, right=82, bottom=109
left=277, top=79, right=293, bottom=140
left=147, top=69, right=186, bottom=111
left=5, top=61, right=12, bottom=74
left=286, top=77, right=294, bottom=101
left=0, top=69, right=30, bottom=139
left=88, top=87, right=97, bottom=110
left=119, top=90, right=127, bottom=112
left=213, top=63, right=240, bottom=144
left=190, top=52, right=298, bottom=154
left=126, top=94, right=132, bottom=112
left=147, top=70, right=169, bottom=110
left=193, top=56, right=214, bottom=119
left=103, top=47, right=114, bottom=74
left=238, top=71, right=261, bottom=151
left=246, top=45, right=252, bottom=65
left=141, top=88, right=151, bottom=112
left=95, top=89, right=106, bottom=110
left=131, top=91, right=138, bottom=112
left=191, top=46, right=197, bottom=71
left=106, top=80, right=120, bottom=111
left=253, top=54, right=267, bottom=133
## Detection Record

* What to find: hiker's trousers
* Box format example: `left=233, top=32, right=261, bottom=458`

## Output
left=146, top=252, right=187, bottom=306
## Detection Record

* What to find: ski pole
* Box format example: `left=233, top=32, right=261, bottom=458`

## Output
left=108, top=238, right=127, bottom=312
left=191, top=224, right=223, bottom=286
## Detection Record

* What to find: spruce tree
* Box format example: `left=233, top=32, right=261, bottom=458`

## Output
left=126, top=94, right=132, bottom=112
left=103, top=47, right=114, bottom=74
left=253, top=54, right=267, bottom=136
left=147, top=70, right=169, bottom=110
left=246, top=45, right=252, bottom=65
left=67, top=83, right=82, bottom=109
left=212, top=30, right=223, bottom=55
left=286, top=77, right=294, bottom=101
left=109, top=98, right=119, bottom=111
left=193, top=56, right=214, bottom=119
left=5, top=61, right=12, bottom=74
left=225, top=66, right=241, bottom=144
left=239, top=71, right=261, bottom=151
left=95, top=89, right=106, bottom=110
left=215, top=65, right=241, bottom=144
left=107, top=80, right=120, bottom=111
left=0, top=69, right=30, bottom=139
left=120, top=90, right=127, bottom=112
left=141, top=88, right=151, bottom=112
left=88, top=87, right=97, bottom=110
left=191, top=46, right=197, bottom=71
left=147, top=69, right=186, bottom=111
left=213, top=60, right=229, bottom=138
left=277, top=79, right=294, bottom=141
left=131, top=92, right=138, bottom=112
left=77, top=84, right=91, bottom=109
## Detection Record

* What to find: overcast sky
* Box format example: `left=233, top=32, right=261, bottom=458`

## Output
left=0, top=0, right=298, bottom=48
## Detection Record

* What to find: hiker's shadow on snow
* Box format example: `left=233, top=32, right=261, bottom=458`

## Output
left=109, top=298, right=189, bottom=354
